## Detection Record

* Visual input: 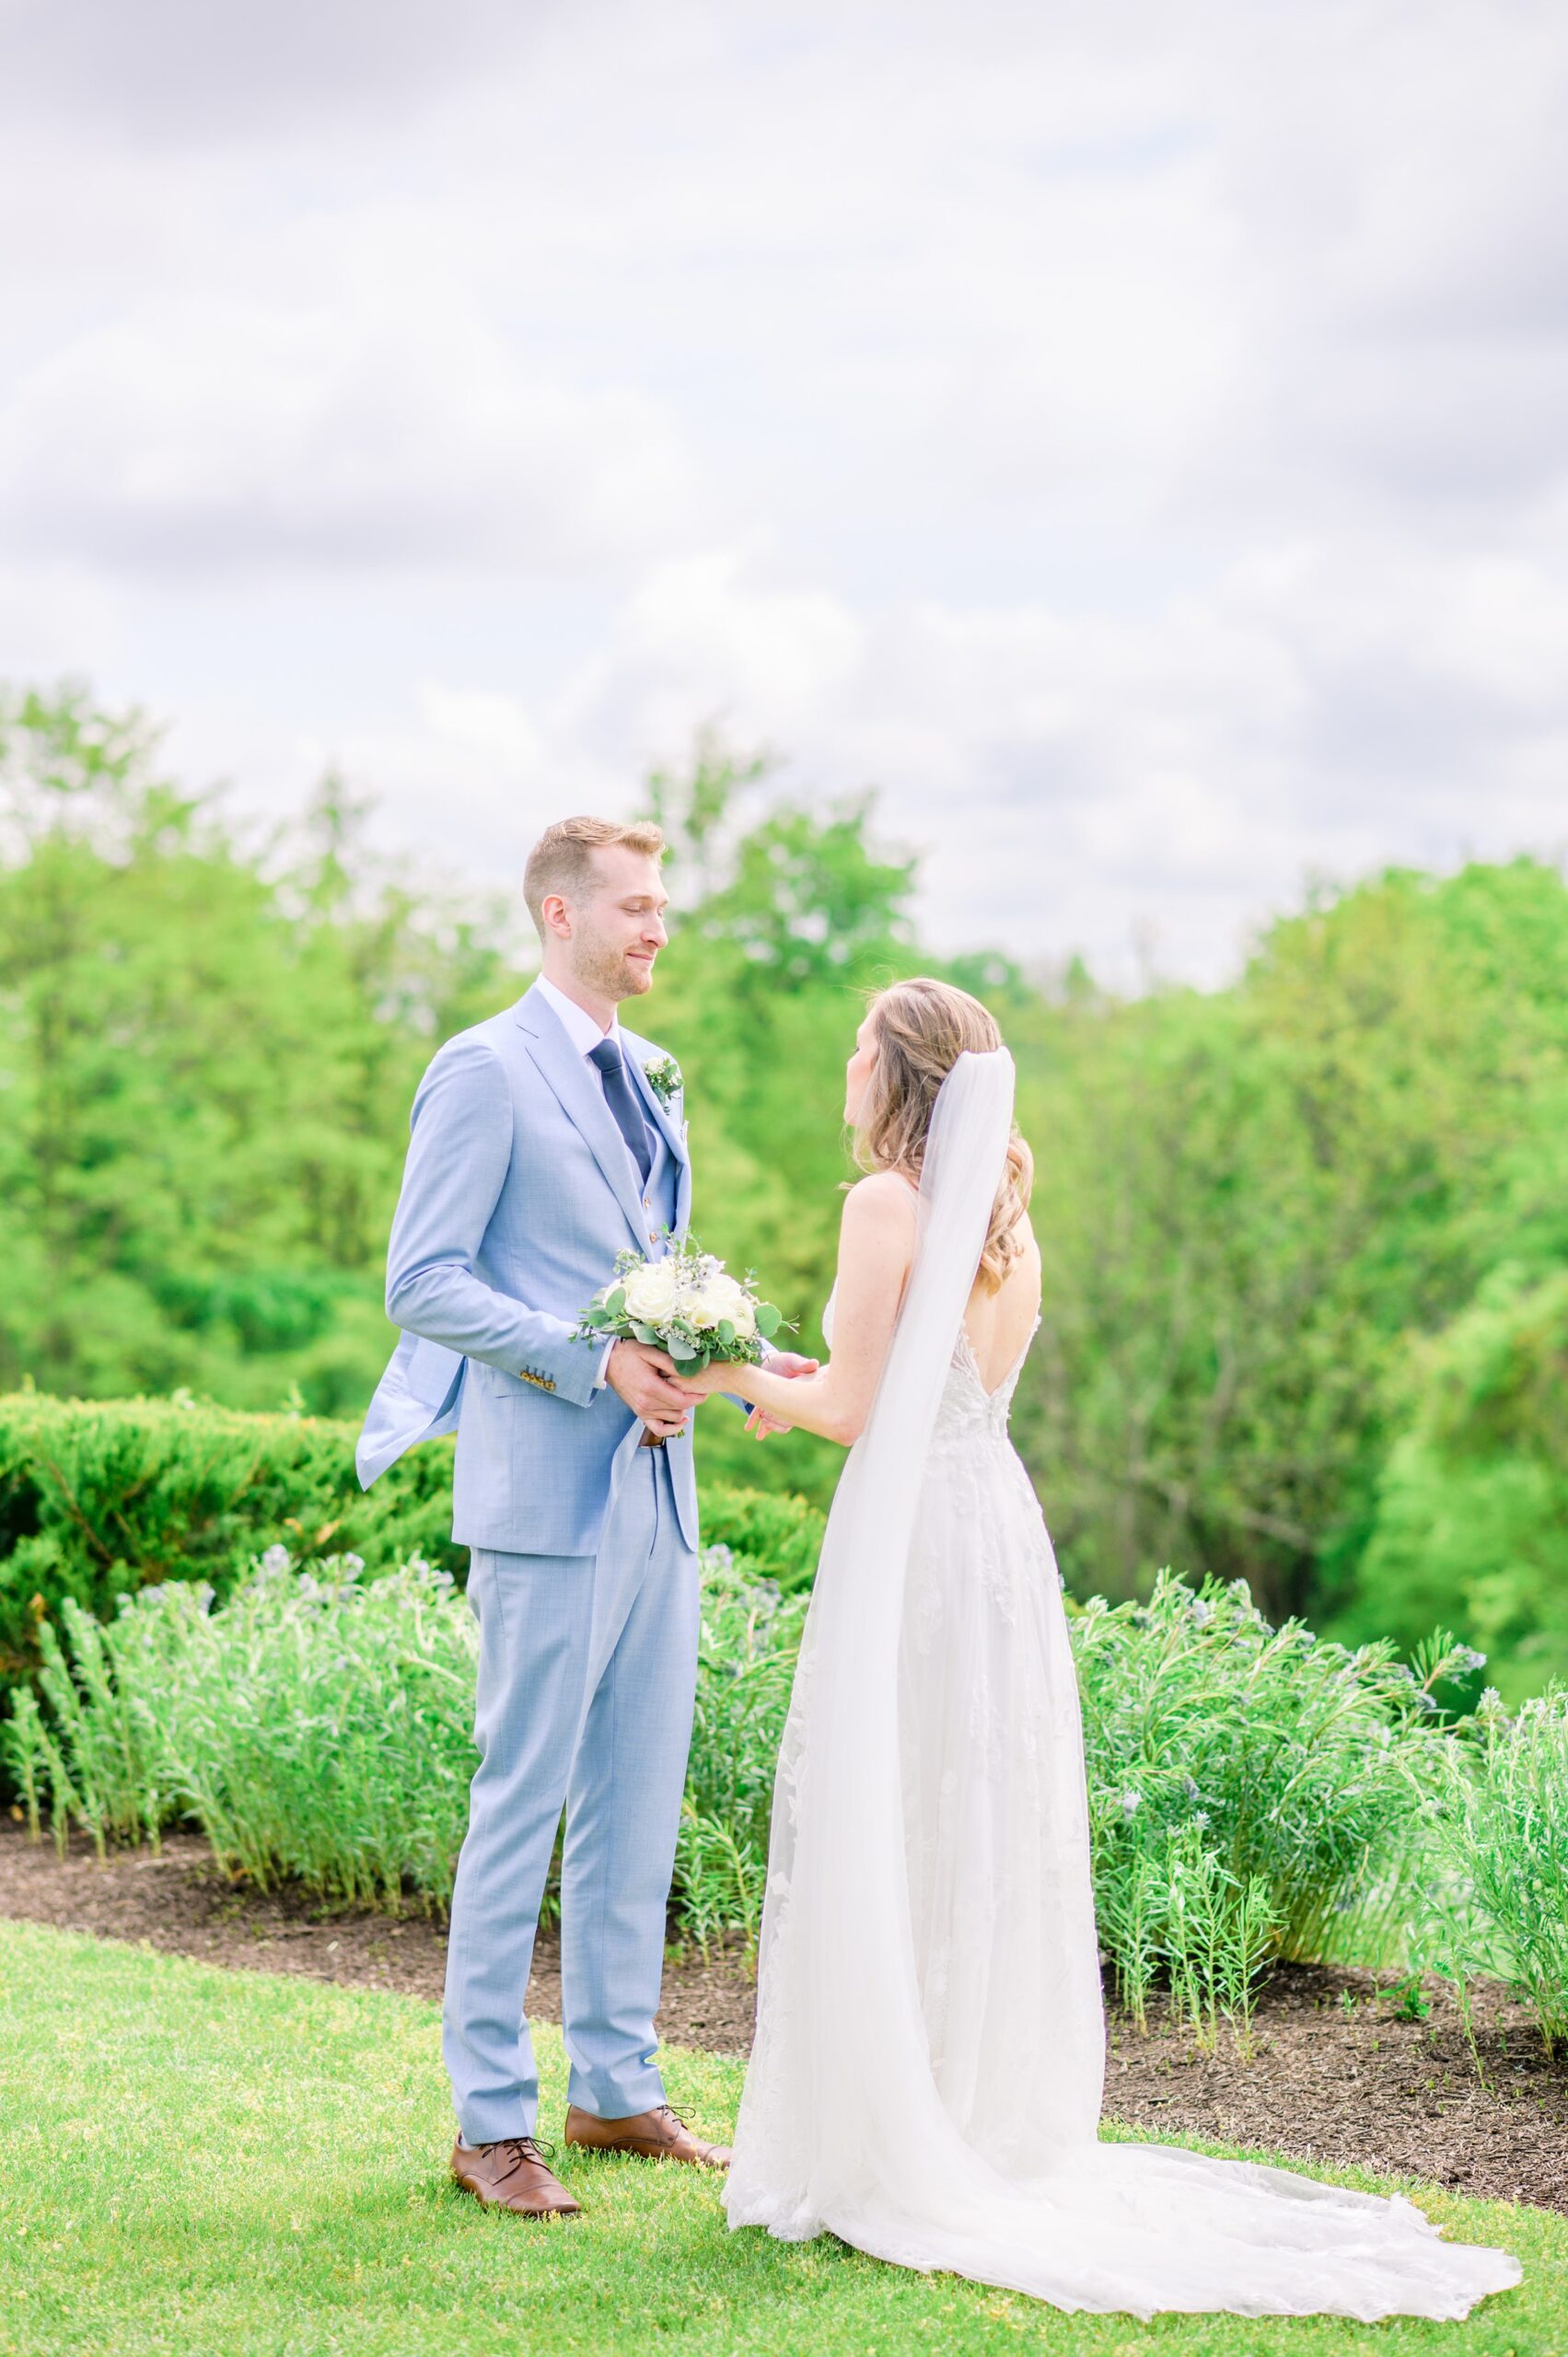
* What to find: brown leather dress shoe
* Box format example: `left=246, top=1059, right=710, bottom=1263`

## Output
left=563, top=2102, right=732, bottom=2169
left=450, top=2134, right=583, bottom=2217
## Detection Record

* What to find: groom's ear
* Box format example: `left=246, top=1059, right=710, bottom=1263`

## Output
left=537, top=889, right=575, bottom=945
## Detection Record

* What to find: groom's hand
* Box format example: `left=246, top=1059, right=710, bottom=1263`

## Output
left=606, top=1339, right=696, bottom=1440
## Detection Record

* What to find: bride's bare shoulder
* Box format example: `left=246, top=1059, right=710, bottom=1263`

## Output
left=838, top=1171, right=919, bottom=1271
left=842, top=1169, right=919, bottom=1224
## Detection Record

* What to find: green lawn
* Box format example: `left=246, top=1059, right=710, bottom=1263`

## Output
left=0, top=1920, right=1557, bottom=2357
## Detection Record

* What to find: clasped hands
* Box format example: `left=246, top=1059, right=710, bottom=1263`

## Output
left=605, top=1338, right=819, bottom=1442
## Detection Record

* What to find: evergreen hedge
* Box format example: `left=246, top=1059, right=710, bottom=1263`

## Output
left=0, top=1390, right=825, bottom=1690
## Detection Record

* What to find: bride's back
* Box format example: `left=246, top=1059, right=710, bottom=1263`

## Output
left=960, top=1213, right=1041, bottom=1395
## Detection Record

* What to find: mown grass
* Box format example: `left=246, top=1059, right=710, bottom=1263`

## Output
left=0, top=1920, right=1557, bottom=2357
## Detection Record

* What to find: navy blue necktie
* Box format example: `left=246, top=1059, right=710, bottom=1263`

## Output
left=589, top=1035, right=654, bottom=1189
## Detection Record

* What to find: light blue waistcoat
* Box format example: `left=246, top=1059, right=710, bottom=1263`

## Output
left=356, top=981, right=699, bottom=1557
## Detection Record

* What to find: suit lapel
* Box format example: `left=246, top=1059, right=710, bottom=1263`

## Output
left=623, top=1034, right=691, bottom=1237
left=514, top=985, right=648, bottom=1247
left=622, top=1037, right=687, bottom=1166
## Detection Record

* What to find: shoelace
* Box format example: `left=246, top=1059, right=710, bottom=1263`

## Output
left=494, top=2135, right=557, bottom=2175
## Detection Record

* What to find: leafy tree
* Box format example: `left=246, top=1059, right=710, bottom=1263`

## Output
left=1015, top=861, right=1568, bottom=1631
left=1353, top=1267, right=1568, bottom=1701
left=0, top=683, right=510, bottom=1412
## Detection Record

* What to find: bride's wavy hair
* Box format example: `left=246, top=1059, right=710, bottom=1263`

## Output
left=853, top=976, right=1033, bottom=1294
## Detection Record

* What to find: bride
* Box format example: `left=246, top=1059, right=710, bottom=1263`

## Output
left=674, top=976, right=1520, bottom=2322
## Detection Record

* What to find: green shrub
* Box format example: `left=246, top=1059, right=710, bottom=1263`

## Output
left=694, top=1483, right=824, bottom=1593
left=1411, top=1686, right=1568, bottom=2057
left=4, top=1539, right=809, bottom=1945
left=1070, top=1571, right=1475, bottom=2042
left=0, top=1391, right=824, bottom=1696
left=0, top=1390, right=460, bottom=1683
left=6, top=1552, right=476, bottom=1910
left=19, top=1535, right=1549, bottom=2034
left=677, top=1544, right=807, bottom=1953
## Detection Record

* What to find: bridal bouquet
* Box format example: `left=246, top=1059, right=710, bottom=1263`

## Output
left=575, top=1234, right=787, bottom=1373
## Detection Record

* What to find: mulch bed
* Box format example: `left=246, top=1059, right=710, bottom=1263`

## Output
left=6, top=1817, right=1564, bottom=2213
left=0, top=1820, right=756, bottom=2055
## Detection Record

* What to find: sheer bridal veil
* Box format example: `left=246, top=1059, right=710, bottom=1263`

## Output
left=724, top=1049, right=1519, bottom=2322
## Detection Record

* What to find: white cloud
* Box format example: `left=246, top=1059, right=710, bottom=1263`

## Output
left=259, top=529, right=1564, bottom=986
left=0, top=0, right=543, bottom=142
left=0, top=298, right=695, bottom=575
left=0, top=0, right=1564, bottom=983
left=564, top=551, right=868, bottom=749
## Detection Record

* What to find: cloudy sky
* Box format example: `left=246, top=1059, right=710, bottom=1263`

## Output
left=1, top=0, right=1564, bottom=982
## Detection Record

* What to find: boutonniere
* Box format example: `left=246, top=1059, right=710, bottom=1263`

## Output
left=643, top=1052, right=682, bottom=1110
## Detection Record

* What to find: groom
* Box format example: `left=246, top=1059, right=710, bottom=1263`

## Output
left=357, top=815, right=814, bottom=2219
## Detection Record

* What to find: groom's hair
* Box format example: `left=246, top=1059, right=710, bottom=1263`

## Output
left=524, top=816, right=667, bottom=933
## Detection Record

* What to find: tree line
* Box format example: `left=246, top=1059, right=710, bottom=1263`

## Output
left=3, top=683, right=1563, bottom=1696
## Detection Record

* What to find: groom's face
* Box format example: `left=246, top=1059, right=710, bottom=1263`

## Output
left=563, top=847, right=669, bottom=1004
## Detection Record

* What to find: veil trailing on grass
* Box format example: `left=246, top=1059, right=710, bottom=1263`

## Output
left=723, top=1048, right=1520, bottom=2321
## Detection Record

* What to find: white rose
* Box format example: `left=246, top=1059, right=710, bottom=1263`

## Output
left=689, top=1272, right=755, bottom=1336
left=683, top=1278, right=725, bottom=1329
left=623, top=1260, right=681, bottom=1324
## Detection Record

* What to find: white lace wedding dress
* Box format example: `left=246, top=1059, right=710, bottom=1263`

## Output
left=722, top=1050, right=1520, bottom=2321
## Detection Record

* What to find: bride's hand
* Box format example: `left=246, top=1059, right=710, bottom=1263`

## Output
left=745, top=1406, right=793, bottom=1438
left=746, top=1351, right=819, bottom=1434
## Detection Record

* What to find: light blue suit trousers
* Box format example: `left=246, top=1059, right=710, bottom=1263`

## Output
left=444, top=1439, right=699, bottom=2141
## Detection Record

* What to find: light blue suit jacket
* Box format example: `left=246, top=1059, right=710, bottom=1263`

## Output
left=356, top=981, right=699, bottom=1557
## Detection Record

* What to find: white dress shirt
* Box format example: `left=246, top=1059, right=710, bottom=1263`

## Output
left=534, top=971, right=656, bottom=1391
left=534, top=970, right=621, bottom=1063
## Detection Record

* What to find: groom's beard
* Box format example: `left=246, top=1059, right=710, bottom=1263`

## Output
left=572, top=937, right=656, bottom=1004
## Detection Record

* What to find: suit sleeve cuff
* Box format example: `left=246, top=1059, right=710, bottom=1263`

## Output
left=592, top=1336, right=617, bottom=1390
